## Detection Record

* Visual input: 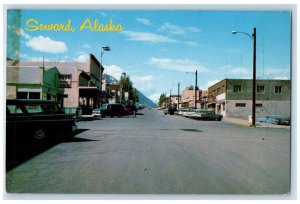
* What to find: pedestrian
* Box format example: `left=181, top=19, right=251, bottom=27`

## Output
left=133, top=105, right=137, bottom=118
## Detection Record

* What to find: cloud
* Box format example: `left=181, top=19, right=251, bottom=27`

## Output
left=104, top=64, right=124, bottom=80
left=206, top=79, right=221, bottom=88
left=19, top=54, right=50, bottom=62
left=131, top=75, right=154, bottom=92
left=15, top=28, right=31, bottom=39
left=149, top=93, right=161, bottom=103
left=149, top=57, right=208, bottom=73
left=183, top=41, right=199, bottom=47
left=227, top=67, right=252, bottom=77
left=74, top=54, right=89, bottom=62
left=122, top=31, right=199, bottom=47
left=136, top=18, right=152, bottom=26
left=122, top=31, right=178, bottom=43
left=26, top=36, right=68, bottom=54
left=131, top=75, right=154, bottom=82
left=160, top=22, right=201, bottom=35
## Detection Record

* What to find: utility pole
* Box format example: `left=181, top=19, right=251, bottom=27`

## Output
left=177, top=82, right=180, bottom=110
left=195, top=70, right=198, bottom=109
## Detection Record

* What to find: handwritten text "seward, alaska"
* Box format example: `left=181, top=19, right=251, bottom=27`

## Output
left=25, top=18, right=124, bottom=32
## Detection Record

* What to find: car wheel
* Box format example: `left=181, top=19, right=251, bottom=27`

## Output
left=34, top=128, right=46, bottom=140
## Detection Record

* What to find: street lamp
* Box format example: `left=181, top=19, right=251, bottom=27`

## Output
left=186, top=70, right=198, bottom=109
left=100, top=45, right=110, bottom=80
left=100, top=45, right=110, bottom=105
left=232, top=27, right=256, bottom=127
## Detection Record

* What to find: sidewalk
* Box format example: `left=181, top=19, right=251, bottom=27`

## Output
left=223, top=117, right=290, bottom=129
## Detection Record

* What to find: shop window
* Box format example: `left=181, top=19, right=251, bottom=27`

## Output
left=29, top=92, right=40, bottom=99
left=17, top=92, right=28, bottom=99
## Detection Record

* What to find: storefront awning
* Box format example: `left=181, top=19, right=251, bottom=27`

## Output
left=216, top=99, right=226, bottom=104
left=206, top=102, right=216, bottom=106
left=79, top=87, right=101, bottom=97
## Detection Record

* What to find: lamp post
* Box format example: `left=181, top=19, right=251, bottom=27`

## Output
left=100, top=45, right=111, bottom=81
left=100, top=45, right=110, bottom=105
left=232, top=27, right=256, bottom=127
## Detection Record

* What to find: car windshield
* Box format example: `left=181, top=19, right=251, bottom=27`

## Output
left=101, top=104, right=109, bottom=109
left=24, top=104, right=64, bottom=114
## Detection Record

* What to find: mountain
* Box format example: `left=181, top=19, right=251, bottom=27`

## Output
left=103, top=74, right=156, bottom=108
left=103, top=74, right=119, bottom=84
left=137, top=90, right=156, bottom=108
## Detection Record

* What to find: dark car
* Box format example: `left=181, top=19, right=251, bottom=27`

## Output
left=6, top=99, right=77, bottom=142
left=124, top=105, right=137, bottom=115
left=99, top=103, right=126, bottom=117
left=192, top=110, right=223, bottom=121
left=277, top=117, right=291, bottom=126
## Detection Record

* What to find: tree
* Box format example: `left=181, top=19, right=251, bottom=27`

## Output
left=132, top=88, right=139, bottom=103
left=119, top=72, right=139, bottom=104
left=187, top=85, right=194, bottom=90
left=158, top=93, right=167, bottom=107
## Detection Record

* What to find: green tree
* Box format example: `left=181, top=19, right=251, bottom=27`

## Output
left=187, top=85, right=194, bottom=90
left=132, top=88, right=139, bottom=103
left=158, top=93, right=167, bottom=107
left=119, top=72, right=139, bottom=104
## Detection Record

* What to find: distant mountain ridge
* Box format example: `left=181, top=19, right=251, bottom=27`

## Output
left=103, top=74, right=156, bottom=108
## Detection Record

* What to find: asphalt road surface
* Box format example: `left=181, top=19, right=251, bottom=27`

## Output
left=6, top=109, right=290, bottom=195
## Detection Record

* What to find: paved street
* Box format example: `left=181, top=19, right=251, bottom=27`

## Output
left=6, top=109, right=290, bottom=194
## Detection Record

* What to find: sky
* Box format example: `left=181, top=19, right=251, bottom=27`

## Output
left=7, top=9, right=291, bottom=103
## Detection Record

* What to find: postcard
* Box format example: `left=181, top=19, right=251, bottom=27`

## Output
left=5, top=6, right=293, bottom=197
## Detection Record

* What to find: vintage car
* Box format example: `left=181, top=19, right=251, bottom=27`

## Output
left=256, top=115, right=288, bottom=125
left=6, top=99, right=77, bottom=143
left=191, top=110, right=223, bottom=121
left=93, top=103, right=127, bottom=118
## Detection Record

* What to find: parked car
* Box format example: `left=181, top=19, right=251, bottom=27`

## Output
left=99, top=103, right=127, bottom=117
left=277, top=117, right=290, bottom=125
left=197, top=110, right=223, bottom=121
left=256, top=115, right=286, bottom=125
left=124, top=105, right=137, bottom=115
left=186, top=109, right=223, bottom=121
left=6, top=99, right=77, bottom=143
left=92, top=108, right=101, bottom=117
left=163, top=108, right=169, bottom=115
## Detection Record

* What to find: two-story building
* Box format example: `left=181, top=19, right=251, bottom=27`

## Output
left=6, top=61, right=64, bottom=104
left=180, top=89, right=207, bottom=109
left=208, top=79, right=291, bottom=119
left=6, top=54, right=106, bottom=115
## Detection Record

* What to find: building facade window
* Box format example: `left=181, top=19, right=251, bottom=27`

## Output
left=255, top=103, right=263, bottom=108
left=275, top=86, right=282, bottom=93
left=235, top=103, right=246, bottom=107
left=233, top=85, right=241, bottom=93
left=17, top=92, right=28, bottom=99
left=29, top=92, right=40, bottom=99
left=17, top=92, right=40, bottom=99
left=257, top=85, right=265, bottom=93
